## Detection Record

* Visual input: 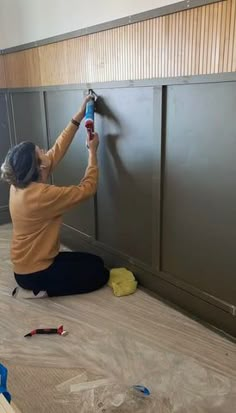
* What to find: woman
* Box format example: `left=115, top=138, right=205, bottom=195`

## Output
left=1, top=96, right=109, bottom=297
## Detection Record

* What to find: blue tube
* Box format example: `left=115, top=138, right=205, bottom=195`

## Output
left=85, top=99, right=95, bottom=129
left=0, top=364, right=11, bottom=403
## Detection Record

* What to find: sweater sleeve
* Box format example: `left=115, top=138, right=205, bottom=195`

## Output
left=46, top=122, right=79, bottom=171
left=40, top=165, right=98, bottom=218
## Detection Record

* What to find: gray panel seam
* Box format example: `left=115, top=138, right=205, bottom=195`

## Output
left=152, top=86, right=162, bottom=271
left=1, top=72, right=236, bottom=94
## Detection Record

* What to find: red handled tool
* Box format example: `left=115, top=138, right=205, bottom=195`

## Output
left=24, top=325, right=68, bottom=337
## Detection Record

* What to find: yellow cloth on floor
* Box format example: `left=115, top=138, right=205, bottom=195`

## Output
left=108, top=268, right=138, bottom=297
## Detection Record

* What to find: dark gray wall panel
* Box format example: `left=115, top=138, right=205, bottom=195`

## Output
left=0, top=93, right=11, bottom=207
left=162, top=82, right=236, bottom=305
left=95, top=87, right=161, bottom=266
left=61, top=225, right=236, bottom=338
left=11, top=92, right=47, bottom=148
left=45, top=90, right=95, bottom=237
left=0, top=207, right=11, bottom=224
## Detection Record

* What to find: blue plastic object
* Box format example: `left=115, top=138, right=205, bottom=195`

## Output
left=0, top=363, right=11, bottom=403
left=85, top=99, right=95, bottom=127
left=132, top=385, right=151, bottom=396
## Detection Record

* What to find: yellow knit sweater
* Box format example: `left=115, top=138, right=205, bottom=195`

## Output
left=10, top=122, right=98, bottom=274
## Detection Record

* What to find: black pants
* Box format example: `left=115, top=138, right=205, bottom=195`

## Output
left=15, top=252, right=109, bottom=297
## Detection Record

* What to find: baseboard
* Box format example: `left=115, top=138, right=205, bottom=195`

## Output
left=61, top=224, right=236, bottom=339
left=0, top=207, right=11, bottom=225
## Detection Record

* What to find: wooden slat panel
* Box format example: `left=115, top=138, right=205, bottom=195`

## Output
left=149, top=19, right=154, bottom=79
left=193, top=8, right=199, bottom=75
left=210, top=4, right=218, bottom=73
left=228, top=0, right=236, bottom=71
left=207, top=4, right=214, bottom=73
left=4, top=49, right=41, bottom=88
left=184, top=10, right=190, bottom=76
left=181, top=11, right=186, bottom=76
left=0, top=55, right=6, bottom=88
left=173, top=11, right=179, bottom=76
left=219, top=0, right=228, bottom=72
left=38, top=40, right=69, bottom=85
left=223, top=0, right=232, bottom=71
left=169, top=12, right=176, bottom=77
left=233, top=13, right=236, bottom=71
left=3, top=0, right=236, bottom=88
left=157, top=16, right=162, bottom=77
left=214, top=1, right=222, bottom=72
left=65, top=37, right=88, bottom=84
left=160, top=16, right=165, bottom=77
left=177, top=12, right=183, bottom=76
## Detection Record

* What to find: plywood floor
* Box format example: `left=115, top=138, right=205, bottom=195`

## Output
left=0, top=224, right=235, bottom=412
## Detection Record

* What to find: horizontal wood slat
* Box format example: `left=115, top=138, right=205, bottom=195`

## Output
left=2, top=0, right=236, bottom=88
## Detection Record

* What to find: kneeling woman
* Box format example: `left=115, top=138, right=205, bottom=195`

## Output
left=1, top=96, right=109, bottom=297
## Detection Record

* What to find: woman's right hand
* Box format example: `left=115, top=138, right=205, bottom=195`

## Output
left=87, top=132, right=99, bottom=153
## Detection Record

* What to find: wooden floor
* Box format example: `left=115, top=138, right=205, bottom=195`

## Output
left=0, top=224, right=236, bottom=412
left=0, top=394, right=22, bottom=413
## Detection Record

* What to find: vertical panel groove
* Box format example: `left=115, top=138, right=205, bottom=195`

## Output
left=152, top=86, right=162, bottom=271
left=158, top=86, right=167, bottom=272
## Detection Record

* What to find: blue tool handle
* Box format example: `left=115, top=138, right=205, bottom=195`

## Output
left=0, top=364, right=11, bottom=403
